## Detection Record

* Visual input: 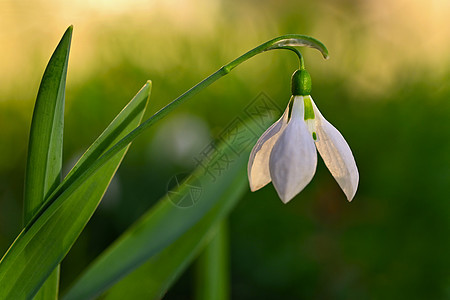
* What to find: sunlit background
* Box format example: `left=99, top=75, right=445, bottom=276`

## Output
left=1, top=0, right=449, bottom=298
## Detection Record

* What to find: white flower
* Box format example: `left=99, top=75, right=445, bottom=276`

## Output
left=248, top=95, right=359, bottom=203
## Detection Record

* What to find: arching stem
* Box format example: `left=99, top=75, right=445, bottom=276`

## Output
left=27, top=34, right=328, bottom=227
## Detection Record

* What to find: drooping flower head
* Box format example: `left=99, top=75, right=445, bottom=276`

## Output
left=248, top=68, right=359, bottom=203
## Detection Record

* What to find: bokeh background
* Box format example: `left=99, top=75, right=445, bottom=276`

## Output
left=1, top=0, right=449, bottom=299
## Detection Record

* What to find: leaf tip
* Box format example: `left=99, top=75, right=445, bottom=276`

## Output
left=65, top=25, right=74, bottom=38
left=145, top=80, right=153, bottom=98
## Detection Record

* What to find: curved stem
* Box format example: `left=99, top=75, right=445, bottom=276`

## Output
left=272, top=46, right=305, bottom=69
left=224, top=34, right=328, bottom=72
left=27, top=34, right=328, bottom=227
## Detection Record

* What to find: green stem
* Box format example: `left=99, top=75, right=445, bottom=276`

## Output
left=272, top=46, right=305, bottom=69
left=26, top=34, right=328, bottom=228
left=225, top=34, right=327, bottom=72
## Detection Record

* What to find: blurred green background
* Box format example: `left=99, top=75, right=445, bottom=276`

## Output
left=1, top=0, right=449, bottom=299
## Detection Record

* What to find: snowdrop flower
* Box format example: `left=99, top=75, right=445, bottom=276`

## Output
left=248, top=69, right=358, bottom=203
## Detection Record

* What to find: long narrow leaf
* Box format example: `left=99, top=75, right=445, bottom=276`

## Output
left=63, top=117, right=269, bottom=300
left=24, top=25, right=72, bottom=222
left=194, top=220, right=230, bottom=300
left=103, top=191, right=241, bottom=300
left=23, top=26, right=72, bottom=300
left=0, top=83, right=151, bottom=299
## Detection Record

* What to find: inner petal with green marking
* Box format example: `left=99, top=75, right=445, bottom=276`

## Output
left=302, top=95, right=317, bottom=141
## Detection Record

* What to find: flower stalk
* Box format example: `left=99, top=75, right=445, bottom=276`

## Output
left=26, top=34, right=329, bottom=227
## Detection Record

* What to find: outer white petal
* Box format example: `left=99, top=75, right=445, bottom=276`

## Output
left=269, top=96, right=317, bottom=203
left=309, top=96, right=359, bottom=201
left=247, top=100, right=290, bottom=191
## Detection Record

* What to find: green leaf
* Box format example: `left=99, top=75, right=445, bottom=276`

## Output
left=103, top=198, right=238, bottom=300
left=24, top=24, right=72, bottom=227
left=0, top=82, right=151, bottom=300
left=23, top=25, right=72, bottom=300
left=194, top=221, right=230, bottom=300
left=62, top=117, right=269, bottom=300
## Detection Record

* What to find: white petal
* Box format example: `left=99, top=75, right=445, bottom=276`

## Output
left=269, top=96, right=317, bottom=203
left=310, top=96, right=359, bottom=201
left=247, top=99, right=290, bottom=191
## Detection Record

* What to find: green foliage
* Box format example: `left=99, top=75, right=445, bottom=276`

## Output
left=63, top=117, right=266, bottom=300
left=0, top=26, right=151, bottom=298
left=22, top=25, right=72, bottom=300
left=194, top=221, right=230, bottom=300
left=23, top=25, right=72, bottom=224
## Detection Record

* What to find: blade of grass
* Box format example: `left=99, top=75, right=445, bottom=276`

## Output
left=23, top=26, right=72, bottom=300
left=194, top=220, right=230, bottom=300
left=62, top=117, right=269, bottom=300
left=0, top=83, right=151, bottom=300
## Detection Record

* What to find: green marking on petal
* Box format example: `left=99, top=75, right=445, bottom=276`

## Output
left=303, top=96, right=317, bottom=141
left=303, top=96, right=315, bottom=120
